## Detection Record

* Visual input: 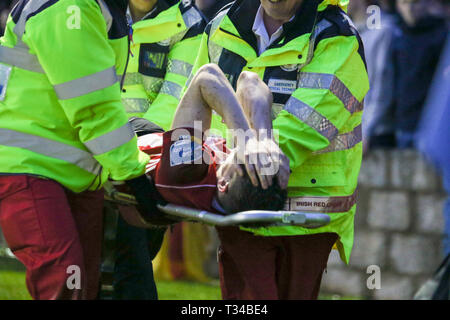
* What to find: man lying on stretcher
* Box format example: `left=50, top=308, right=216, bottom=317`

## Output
left=125, top=64, right=290, bottom=225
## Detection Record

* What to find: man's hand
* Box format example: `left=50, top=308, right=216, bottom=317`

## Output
left=257, top=138, right=290, bottom=190
left=237, top=137, right=290, bottom=190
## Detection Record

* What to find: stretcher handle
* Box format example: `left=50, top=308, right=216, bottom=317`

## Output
left=104, top=185, right=330, bottom=228
left=157, top=203, right=330, bottom=228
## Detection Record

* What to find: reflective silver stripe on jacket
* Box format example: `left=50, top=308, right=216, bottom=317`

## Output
left=159, top=80, right=183, bottom=100
left=13, top=0, right=51, bottom=45
left=297, top=19, right=333, bottom=71
left=314, top=124, right=362, bottom=154
left=0, top=46, right=44, bottom=73
left=123, top=73, right=143, bottom=86
left=284, top=96, right=338, bottom=141
left=182, top=6, right=202, bottom=28
left=122, top=97, right=151, bottom=114
left=208, top=9, right=228, bottom=65
left=284, top=191, right=357, bottom=213
left=298, top=72, right=363, bottom=114
left=84, top=122, right=135, bottom=155
left=0, top=128, right=101, bottom=175
left=0, top=0, right=51, bottom=72
left=167, top=59, right=193, bottom=78
left=96, top=0, right=113, bottom=32
left=54, top=67, right=118, bottom=100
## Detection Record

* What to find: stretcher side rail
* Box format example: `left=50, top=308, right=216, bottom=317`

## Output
left=104, top=186, right=331, bottom=229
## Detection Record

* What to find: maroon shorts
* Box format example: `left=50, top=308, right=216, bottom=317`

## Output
left=216, top=226, right=338, bottom=300
left=0, top=175, right=103, bottom=300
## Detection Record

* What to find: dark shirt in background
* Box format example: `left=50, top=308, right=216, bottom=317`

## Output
left=392, top=15, right=448, bottom=148
left=1, top=0, right=18, bottom=36
left=196, top=0, right=234, bottom=21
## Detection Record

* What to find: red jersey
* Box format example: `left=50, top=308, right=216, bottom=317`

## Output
left=138, top=128, right=227, bottom=212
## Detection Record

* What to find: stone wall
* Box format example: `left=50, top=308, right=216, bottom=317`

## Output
left=320, top=149, right=447, bottom=299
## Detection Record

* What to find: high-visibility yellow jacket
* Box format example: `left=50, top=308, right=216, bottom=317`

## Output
left=190, top=0, right=369, bottom=263
left=0, top=0, right=149, bottom=193
left=121, top=0, right=206, bottom=130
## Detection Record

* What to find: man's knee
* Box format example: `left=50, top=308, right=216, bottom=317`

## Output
left=196, top=63, right=226, bottom=84
left=237, top=71, right=260, bottom=85
left=237, top=71, right=271, bottom=97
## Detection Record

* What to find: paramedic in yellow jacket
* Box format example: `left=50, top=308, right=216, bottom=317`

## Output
left=189, top=0, right=369, bottom=299
left=113, top=0, right=209, bottom=299
left=0, top=0, right=151, bottom=300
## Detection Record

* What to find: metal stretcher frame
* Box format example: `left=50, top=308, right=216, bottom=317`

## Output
left=104, top=183, right=331, bottom=229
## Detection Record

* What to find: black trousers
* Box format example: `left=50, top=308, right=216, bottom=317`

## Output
left=113, top=215, right=166, bottom=300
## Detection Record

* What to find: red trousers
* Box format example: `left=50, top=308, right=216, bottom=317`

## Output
left=0, top=175, right=103, bottom=300
left=216, top=227, right=338, bottom=300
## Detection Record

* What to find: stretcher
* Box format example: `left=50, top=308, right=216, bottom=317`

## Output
left=103, top=182, right=330, bottom=229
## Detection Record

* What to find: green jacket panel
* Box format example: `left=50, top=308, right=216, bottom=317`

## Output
left=0, top=0, right=149, bottom=192
left=119, top=0, right=206, bottom=131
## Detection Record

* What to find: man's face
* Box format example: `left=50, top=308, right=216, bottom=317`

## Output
left=130, top=0, right=156, bottom=13
left=260, top=0, right=304, bottom=21
left=396, top=0, right=431, bottom=26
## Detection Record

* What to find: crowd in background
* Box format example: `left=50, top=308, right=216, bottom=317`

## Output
left=348, top=0, right=450, bottom=256
left=349, top=0, right=449, bottom=151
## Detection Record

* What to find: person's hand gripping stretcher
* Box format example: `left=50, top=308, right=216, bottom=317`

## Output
left=108, top=64, right=330, bottom=228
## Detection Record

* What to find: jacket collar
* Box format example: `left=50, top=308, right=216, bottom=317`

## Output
left=224, top=0, right=320, bottom=52
left=141, top=0, right=180, bottom=21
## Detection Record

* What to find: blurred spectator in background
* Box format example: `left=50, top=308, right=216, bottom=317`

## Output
left=349, top=0, right=398, bottom=151
left=195, top=0, right=233, bottom=21
left=354, top=0, right=450, bottom=260
left=353, top=0, right=448, bottom=152
left=416, top=34, right=450, bottom=256
left=0, top=1, right=18, bottom=36
left=392, top=0, right=448, bottom=148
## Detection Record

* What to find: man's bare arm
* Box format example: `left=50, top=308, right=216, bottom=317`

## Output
left=171, top=64, right=251, bottom=133
left=236, top=71, right=273, bottom=136
left=235, top=71, right=290, bottom=189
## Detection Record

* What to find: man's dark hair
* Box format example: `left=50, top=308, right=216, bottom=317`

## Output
left=217, top=166, right=287, bottom=214
left=129, top=117, right=164, bottom=136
